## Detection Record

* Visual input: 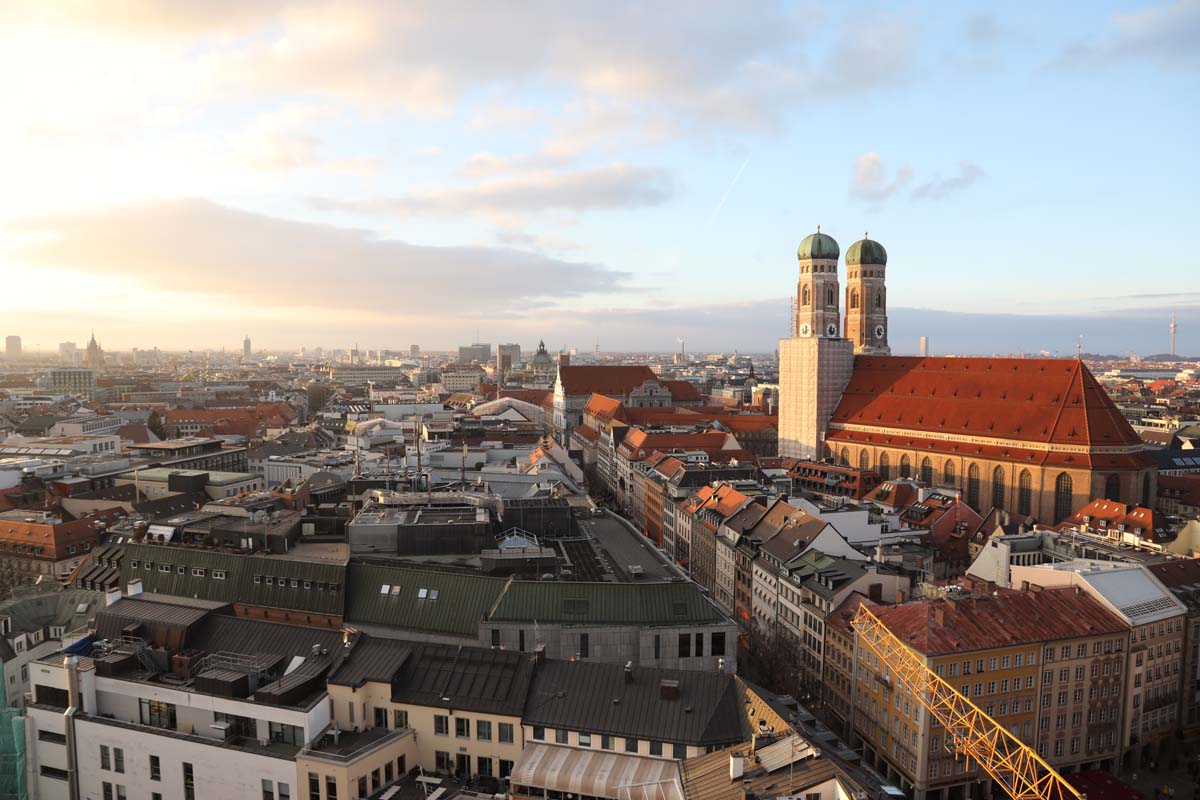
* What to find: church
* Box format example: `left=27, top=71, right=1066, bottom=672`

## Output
left=778, top=230, right=1156, bottom=523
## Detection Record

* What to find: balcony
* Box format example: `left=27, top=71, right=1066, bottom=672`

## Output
left=301, top=725, right=413, bottom=765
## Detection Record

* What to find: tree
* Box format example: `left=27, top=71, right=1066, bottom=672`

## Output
left=739, top=624, right=803, bottom=699
left=147, top=409, right=166, bottom=439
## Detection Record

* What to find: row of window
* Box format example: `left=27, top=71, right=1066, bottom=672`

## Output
left=432, top=715, right=515, bottom=743
left=531, top=726, right=688, bottom=759
left=98, top=750, right=200, bottom=800
left=308, top=759, right=403, bottom=800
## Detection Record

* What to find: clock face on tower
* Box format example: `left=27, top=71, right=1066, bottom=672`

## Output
left=799, top=323, right=811, bottom=337
left=826, top=323, right=838, bottom=338
left=874, top=323, right=886, bottom=340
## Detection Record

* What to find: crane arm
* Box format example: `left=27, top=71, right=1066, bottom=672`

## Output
left=851, top=605, right=1084, bottom=800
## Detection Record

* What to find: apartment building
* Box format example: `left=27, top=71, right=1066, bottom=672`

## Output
left=1011, top=562, right=1189, bottom=769
left=824, top=581, right=1129, bottom=800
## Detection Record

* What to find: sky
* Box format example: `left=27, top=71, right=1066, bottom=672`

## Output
left=1, top=1, right=1197, bottom=356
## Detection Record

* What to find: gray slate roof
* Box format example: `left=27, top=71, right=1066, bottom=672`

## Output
left=523, top=660, right=744, bottom=746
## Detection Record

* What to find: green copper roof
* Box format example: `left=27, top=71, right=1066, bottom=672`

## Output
left=797, top=230, right=839, bottom=261
left=846, top=237, right=887, bottom=266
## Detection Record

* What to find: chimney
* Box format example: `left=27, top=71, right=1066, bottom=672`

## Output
left=126, top=578, right=143, bottom=597
left=729, top=754, right=744, bottom=782
left=867, top=583, right=883, bottom=602
left=104, top=588, right=122, bottom=607
left=534, top=643, right=546, bottom=664
left=660, top=679, right=680, bottom=700
left=1029, top=583, right=1043, bottom=594
left=1020, top=580, right=1030, bottom=592
left=624, top=661, right=634, bottom=684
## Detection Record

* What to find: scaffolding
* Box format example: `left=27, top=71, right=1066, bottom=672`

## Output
left=851, top=605, right=1083, bottom=800
left=0, top=658, right=28, bottom=800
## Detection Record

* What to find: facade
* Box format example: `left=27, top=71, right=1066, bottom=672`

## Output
left=776, top=231, right=1156, bottom=523
left=825, top=581, right=1130, bottom=800
left=4, top=335, right=19, bottom=360
left=47, top=368, right=96, bottom=399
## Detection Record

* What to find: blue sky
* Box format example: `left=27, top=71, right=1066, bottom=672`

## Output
left=1, top=1, right=1196, bottom=355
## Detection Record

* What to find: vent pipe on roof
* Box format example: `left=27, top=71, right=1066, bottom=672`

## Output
left=624, top=661, right=634, bottom=684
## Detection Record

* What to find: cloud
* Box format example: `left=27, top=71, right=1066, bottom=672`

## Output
left=911, top=162, right=985, bottom=200
left=228, top=104, right=384, bottom=175
left=5, top=199, right=630, bottom=311
left=850, top=152, right=912, bottom=203
left=965, top=14, right=1002, bottom=44
left=312, top=163, right=673, bottom=218
left=1055, top=0, right=1200, bottom=71
left=13, top=2, right=918, bottom=134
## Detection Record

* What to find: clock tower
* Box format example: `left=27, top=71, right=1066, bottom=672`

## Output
left=794, top=227, right=842, bottom=340
left=779, top=228, right=855, bottom=460
left=844, top=234, right=891, bottom=355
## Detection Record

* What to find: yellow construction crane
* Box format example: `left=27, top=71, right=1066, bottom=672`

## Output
left=851, top=605, right=1084, bottom=800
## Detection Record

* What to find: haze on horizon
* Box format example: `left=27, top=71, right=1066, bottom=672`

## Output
left=0, top=1, right=1197, bottom=356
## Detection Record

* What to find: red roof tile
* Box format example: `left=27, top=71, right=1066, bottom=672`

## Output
left=828, top=357, right=1149, bottom=466
left=558, top=365, right=660, bottom=397
left=662, top=380, right=703, bottom=402
left=869, top=586, right=1127, bottom=655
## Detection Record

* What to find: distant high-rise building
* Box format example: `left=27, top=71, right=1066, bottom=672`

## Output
left=59, top=341, right=77, bottom=364
left=243, top=334, right=251, bottom=357
left=85, top=331, right=104, bottom=370
left=410, top=344, right=420, bottom=356
left=497, top=343, right=521, bottom=374
left=1170, top=312, right=1177, bottom=356
left=919, top=336, right=929, bottom=357
left=5, top=335, right=20, bottom=360
left=458, top=343, right=491, bottom=364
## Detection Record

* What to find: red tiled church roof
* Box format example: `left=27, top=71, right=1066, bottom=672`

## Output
left=827, top=357, right=1150, bottom=467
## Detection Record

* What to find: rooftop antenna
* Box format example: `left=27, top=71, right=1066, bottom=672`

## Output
left=1075, top=335, right=1083, bottom=360
left=1170, top=311, right=1177, bottom=357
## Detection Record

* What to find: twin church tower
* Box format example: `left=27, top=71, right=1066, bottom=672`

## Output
left=779, top=229, right=891, bottom=459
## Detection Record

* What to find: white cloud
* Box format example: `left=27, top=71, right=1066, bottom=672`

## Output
left=850, top=152, right=913, bottom=203
left=912, top=162, right=985, bottom=200
left=1056, top=0, right=1200, bottom=70
left=5, top=199, right=630, bottom=311
left=312, top=163, right=673, bottom=218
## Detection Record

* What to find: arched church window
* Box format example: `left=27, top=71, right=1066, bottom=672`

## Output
left=802, top=286, right=810, bottom=306
left=826, top=287, right=835, bottom=306
left=878, top=452, right=890, bottom=480
left=1018, top=470, right=1032, bottom=516
left=1142, top=473, right=1151, bottom=507
left=850, top=290, right=859, bottom=310
left=992, top=466, right=1006, bottom=510
left=967, top=464, right=980, bottom=510
left=859, top=450, right=870, bottom=471
left=1055, top=473, right=1074, bottom=523
left=875, top=292, right=882, bottom=309
left=919, top=457, right=932, bottom=484
left=899, top=455, right=911, bottom=479
left=943, top=460, right=956, bottom=487
left=1104, top=474, right=1121, bottom=503
left=840, top=448, right=849, bottom=467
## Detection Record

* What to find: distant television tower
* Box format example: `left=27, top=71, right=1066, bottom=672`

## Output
left=1170, top=312, right=1177, bottom=356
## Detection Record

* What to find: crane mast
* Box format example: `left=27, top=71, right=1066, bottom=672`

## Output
left=851, top=605, right=1084, bottom=800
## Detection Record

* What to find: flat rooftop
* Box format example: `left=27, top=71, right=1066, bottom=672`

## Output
left=117, top=468, right=258, bottom=485
left=127, top=437, right=219, bottom=450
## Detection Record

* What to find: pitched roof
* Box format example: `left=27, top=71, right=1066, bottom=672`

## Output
left=827, top=357, right=1151, bottom=469
left=558, top=366, right=660, bottom=397
left=119, top=542, right=344, bottom=615
left=524, top=660, right=744, bottom=746
left=867, top=586, right=1128, bottom=655
left=345, top=562, right=509, bottom=637
left=662, top=380, right=703, bottom=402
left=487, top=580, right=728, bottom=626
left=390, top=641, right=535, bottom=716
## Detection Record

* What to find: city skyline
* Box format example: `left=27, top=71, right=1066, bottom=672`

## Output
left=1, top=1, right=1197, bottom=353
